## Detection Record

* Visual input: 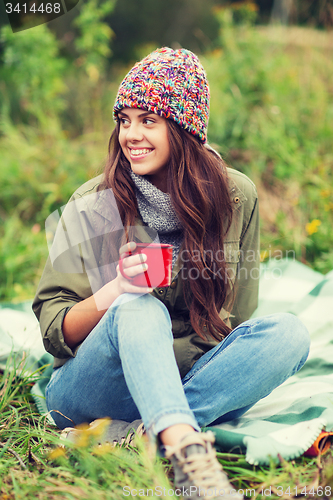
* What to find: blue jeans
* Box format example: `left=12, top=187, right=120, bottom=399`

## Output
left=46, top=293, right=310, bottom=439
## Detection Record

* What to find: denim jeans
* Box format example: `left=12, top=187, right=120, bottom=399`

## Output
left=46, top=293, right=310, bottom=439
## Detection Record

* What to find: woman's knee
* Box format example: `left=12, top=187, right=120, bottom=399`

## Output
left=107, top=292, right=173, bottom=343
left=276, top=312, right=310, bottom=347
left=266, top=312, right=310, bottom=368
left=111, top=292, right=170, bottom=323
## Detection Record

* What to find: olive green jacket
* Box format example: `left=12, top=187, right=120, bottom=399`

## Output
left=32, top=167, right=259, bottom=378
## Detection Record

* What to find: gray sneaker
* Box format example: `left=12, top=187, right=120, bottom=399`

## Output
left=164, top=431, right=243, bottom=500
left=61, top=418, right=145, bottom=447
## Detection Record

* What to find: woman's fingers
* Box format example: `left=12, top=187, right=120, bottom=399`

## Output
left=118, top=241, right=149, bottom=282
left=115, top=264, right=152, bottom=294
left=121, top=254, right=147, bottom=277
left=118, top=252, right=148, bottom=279
left=122, top=261, right=148, bottom=278
left=119, top=241, right=136, bottom=257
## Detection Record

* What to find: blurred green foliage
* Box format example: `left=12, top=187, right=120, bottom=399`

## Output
left=0, top=4, right=332, bottom=301
left=73, top=0, right=115, bottom=74
left=1, top=1, right=332, bottom=59
left=107, top=0, right=221, bottom=61
left=207, top=11, right=333, bottom=273
left=0, top=24, right=67, bottom=125
left=59, top=0, right=333, bottom=62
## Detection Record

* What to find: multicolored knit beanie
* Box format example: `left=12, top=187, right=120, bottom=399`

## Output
left=113, top=47, right=210, bottom=143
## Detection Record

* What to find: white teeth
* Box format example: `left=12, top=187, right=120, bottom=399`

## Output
left=130, top=148, right=152, bottom=156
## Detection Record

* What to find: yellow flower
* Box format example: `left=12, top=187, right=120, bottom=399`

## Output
left=260, top=250, right=269, bottom=262
left=87, top=418, right=111, bottom=438
left=92, top=443, right=113, bottom=456
left=305, top=219, right=321, bottom=236
left=48, top=447, right=66, bottom=460
left=64, top=418, right=112, bottom=448
left=320, top=189, right=331, bottom=199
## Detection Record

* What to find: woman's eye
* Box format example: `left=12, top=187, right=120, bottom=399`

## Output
left=119, top=117, right=130, bottom=126
left=144, top=118, right=155, bottom=125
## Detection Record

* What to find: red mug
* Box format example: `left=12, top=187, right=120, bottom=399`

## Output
left=119, top=243, right=173, bottom=288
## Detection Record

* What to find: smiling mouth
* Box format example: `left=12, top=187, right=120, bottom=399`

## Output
left=129, top=148, right=153, bottom=158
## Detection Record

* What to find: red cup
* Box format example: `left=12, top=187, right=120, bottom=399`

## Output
left=119, top=243, right=173, bottom=288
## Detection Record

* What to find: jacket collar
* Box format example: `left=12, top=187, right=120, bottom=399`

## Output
left=93, top=188, right=157, bottom=244
left=93, top=173, right=246, bottom=222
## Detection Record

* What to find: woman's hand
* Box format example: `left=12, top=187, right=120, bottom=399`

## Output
left=115, top=241, right=153, bottom=295
left=63, top=241, right=152, bottom=348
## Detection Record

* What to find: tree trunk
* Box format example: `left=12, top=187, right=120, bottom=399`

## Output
left=270, top=0, right=294, bottom=24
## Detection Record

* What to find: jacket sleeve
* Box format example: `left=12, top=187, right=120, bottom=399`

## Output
left=230, top=186, right=260, bottom=329
left=32, top=192, right=101, bottom=360
left=33, top=180, right=124, bottom=361
left=32, top=256, right=94, bottom=360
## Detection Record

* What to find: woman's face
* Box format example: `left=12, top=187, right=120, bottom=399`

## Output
left=118, top=107, right=171, bottom=192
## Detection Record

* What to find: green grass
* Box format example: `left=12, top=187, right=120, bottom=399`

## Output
left=1, top=360, right=333, bottom=499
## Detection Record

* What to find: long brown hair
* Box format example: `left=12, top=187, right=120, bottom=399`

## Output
left=101, top=119, right=234, bottom=342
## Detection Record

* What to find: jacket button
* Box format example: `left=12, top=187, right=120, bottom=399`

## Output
left=158, top=289, right=164, bottom=295
left=170, top=281, right=177, bottom=289
left=233, top=196, right=240, bottom=204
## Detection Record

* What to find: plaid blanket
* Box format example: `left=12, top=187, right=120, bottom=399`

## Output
left=206, top=259, right=333, bottom=464
left=0, top=300, right=53, bottom=417
left=1, top=259, right=333, bottom=464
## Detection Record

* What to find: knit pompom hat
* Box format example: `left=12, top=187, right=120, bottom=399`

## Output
left=113, top=47, right=210, bottom=143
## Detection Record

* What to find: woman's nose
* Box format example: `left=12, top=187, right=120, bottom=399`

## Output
left=126, top=122, right=143, bottom=142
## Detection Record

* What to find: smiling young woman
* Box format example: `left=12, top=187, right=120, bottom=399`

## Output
left=118, top=108, right=170, bottom=192
left=33, top=47, right=310, bottom=500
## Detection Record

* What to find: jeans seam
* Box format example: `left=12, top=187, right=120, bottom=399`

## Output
left=116, top=296, right=176, bottom=424
left=183, top=324, right=253, bottom=386
left=104, top=305, right=121, bottom=354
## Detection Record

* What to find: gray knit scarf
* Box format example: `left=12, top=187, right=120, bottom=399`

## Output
left=130, top=171, right=184, bottom=268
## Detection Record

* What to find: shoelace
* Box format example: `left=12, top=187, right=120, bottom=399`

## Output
left=167, top=432, right=233, bottom=493
left=178, top=447, right=231, bottom=491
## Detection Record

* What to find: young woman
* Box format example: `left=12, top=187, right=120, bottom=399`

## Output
left=33, top=47, right=310, bottom=499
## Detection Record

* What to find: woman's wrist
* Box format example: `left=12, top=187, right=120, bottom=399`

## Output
left=63, top=278, right=121, bottom=348
left=63, top=257, right=152, bottom=349
left=93, top=277, right=122, bottom=311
